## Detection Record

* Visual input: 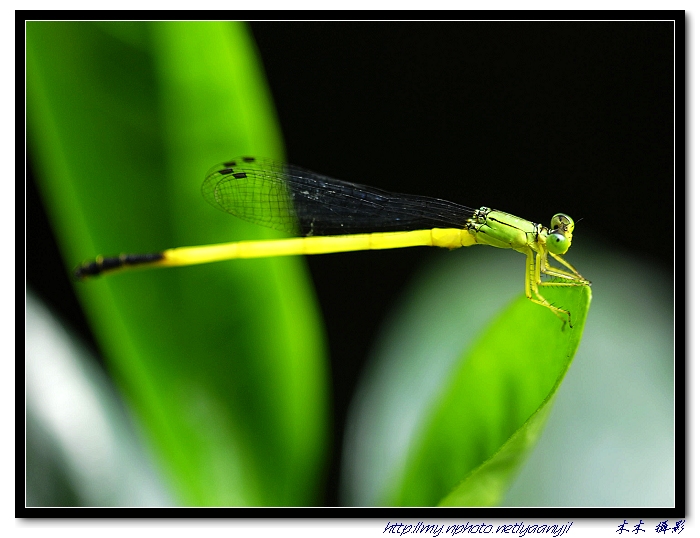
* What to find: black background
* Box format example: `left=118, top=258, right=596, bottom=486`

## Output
left=26, top=17, right=678, bottom=506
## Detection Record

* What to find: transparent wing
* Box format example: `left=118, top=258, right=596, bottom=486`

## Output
left=202, top=156, right=476, bottom=236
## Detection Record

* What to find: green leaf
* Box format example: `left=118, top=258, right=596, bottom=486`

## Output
left=501, top=241, right=672, bottom=506
left=27, top=21, right=329, bottom=506
left=392, top=280, right=590, bottom=506
left=341, top=247, right=590, bottom=506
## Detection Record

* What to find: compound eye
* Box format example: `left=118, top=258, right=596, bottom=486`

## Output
left=546, top=232, right=570, bottom=255
left=551, top=213, right=574, bottom=233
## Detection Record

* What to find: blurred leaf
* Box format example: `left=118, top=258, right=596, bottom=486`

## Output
left=27, top=21, right=329, bottom=506
left=26, top=291, right=173, bottom=507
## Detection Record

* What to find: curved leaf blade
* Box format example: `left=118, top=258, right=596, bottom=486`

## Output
left=27, top=21, right=329, bottom=506
left=392, top=283, right=591, bottom=506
